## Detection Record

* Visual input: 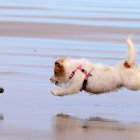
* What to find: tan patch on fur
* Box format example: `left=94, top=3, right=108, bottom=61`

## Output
left=54, top=58, right=65, bottom=78
left=123, top=61, right=131, bottom=68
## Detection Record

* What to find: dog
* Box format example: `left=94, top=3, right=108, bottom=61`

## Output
left=50, top=37, right=140, bottom=96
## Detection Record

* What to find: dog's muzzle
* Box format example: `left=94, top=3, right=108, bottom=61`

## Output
left=50, top=77, right=58, bottom=85
left=50, top=76, right=54, bottom=83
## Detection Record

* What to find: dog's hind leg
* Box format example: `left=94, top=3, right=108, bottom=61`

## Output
left=123, top=71, right=140, bottom=91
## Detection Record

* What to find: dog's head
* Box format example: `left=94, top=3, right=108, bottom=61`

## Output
left=50, top=57, right=69, bottom=85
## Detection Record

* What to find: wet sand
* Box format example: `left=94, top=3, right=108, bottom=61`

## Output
left=0, top=0, right=140, bottom=139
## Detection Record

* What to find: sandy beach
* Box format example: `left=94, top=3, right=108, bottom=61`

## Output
left=0, top=0, right=140, bottom=139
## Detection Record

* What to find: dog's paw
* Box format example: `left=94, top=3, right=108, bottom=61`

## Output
left=51, top=90, right=57, bottom=96
left=51, top=90, right=63, bottom=96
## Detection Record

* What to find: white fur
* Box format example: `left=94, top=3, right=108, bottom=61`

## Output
left=50, top=37, right=140, bottom=96
left=126, top=37, right=136, bottom=65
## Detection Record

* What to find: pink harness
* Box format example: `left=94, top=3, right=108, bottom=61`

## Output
left=69, top=65, right=94, bottom=91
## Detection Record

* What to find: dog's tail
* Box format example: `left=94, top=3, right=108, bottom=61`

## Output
left=124, top=36, right=136, bottom=68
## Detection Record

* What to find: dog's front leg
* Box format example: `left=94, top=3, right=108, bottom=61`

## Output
left=51, top=82, right=82, bottom=96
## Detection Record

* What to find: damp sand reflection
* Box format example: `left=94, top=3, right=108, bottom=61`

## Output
left=52, top=114, right=140, bottom=140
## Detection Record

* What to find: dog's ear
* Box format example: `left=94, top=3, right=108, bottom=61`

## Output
left=55, top=61, right=63, bottom=68
left=54, top=58, right=65, bottom=77
left=55, top=58, right=65, bottom=68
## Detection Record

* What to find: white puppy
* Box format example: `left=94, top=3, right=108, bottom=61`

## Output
left=50, top=37, right=140, bottom=96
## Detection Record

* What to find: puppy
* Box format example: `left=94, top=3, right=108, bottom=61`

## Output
left=50, top=37, right=140, bottom=96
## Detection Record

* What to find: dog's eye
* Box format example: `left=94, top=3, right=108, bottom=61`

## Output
left=54, top=71, right=58, bottom=76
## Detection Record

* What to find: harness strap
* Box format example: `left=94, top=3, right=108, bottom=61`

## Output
left=69, top=65, right=94, bottom=91
left=69, top=65, right=84, bottom=79
left=81, top=67, right=94, bottom=91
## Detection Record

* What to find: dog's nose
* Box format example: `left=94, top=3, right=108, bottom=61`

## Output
left=50, top=77, right=54, bottom=82
left=50, top=77, right=55, bottom=83
left=55, top=81, right=58, bottom=85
